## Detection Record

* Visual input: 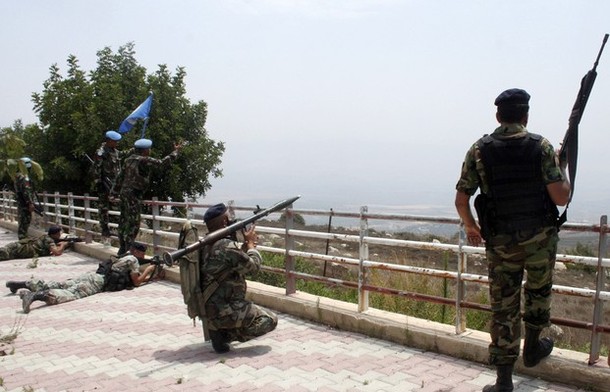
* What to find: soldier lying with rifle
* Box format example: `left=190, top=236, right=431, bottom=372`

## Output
left=0, top=225, right=72, bottom=261
left=5, top=242, right=159, bottom=313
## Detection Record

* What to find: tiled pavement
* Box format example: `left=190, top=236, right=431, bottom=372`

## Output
left=0, top=230, right=584, bottom=391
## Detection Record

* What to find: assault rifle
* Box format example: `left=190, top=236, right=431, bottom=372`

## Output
left=83, top=153, right=116, bottom=195
left=557, top=33, right=608, bottom=227
left=162, top=195, right=301, bottom=265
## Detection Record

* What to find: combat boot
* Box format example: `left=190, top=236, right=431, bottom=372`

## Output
left=209, top=329, right=230, bottom=353
left=523, top=328, right=553, bottom=367
left=21, top=290, right=49, bottom=314
left=482, top=365, right=514, bottom=392
left=6, top=281, right=28, bottom=294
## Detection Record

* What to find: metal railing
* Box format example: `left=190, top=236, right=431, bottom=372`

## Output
left=1, top=190, right=608, bottom=365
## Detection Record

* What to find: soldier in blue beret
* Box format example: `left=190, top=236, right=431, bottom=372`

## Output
left=455, top=88, right=571, bottom=391
left=117, top=138, right=182, bottom=255
left=93, top=130, right=131, bottom=238
left=14, top=157, right=37, bottom=239
left=177, top=201, right=277, bottom=354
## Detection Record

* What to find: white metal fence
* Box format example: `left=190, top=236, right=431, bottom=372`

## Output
left=1, top=190, right=609, bottom=365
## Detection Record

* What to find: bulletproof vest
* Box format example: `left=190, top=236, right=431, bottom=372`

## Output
left=121, top=155, right=149, bottom=191
left=477, top=133, right=558, bottom=235
left=96, top=258, right=134, bottom=292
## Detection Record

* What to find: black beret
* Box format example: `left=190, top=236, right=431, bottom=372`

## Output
left=47, top=225, right=62, bottom=235
left=131, top=242, right=147, bottom=252
left=204, top=203, right=228, bottom=223
left=494, top=88, right=530, bottom=106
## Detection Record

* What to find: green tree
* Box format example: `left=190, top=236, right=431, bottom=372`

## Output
left=25, top=42, right=223, bottom=203
left=0, top=121, right=43, bottom=187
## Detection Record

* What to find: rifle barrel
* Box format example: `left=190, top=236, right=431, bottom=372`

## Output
left=162, top=195, right=300, bottom=265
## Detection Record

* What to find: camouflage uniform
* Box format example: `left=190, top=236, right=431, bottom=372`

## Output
left=94, top=142, right=124, bottom=236
left=24, top=253, right=141, bottom=305
left=456, top=123, right=564, bottom=366
left=0, top=235, right=57, bottom=261
left=14, top=172, right=34, bottom=239
left=117, top=151, right=177, bottom=254
left=201, top=237, right=277, bottom=342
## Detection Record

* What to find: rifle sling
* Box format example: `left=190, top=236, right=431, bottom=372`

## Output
left=201, top=268, right=233, bottom=306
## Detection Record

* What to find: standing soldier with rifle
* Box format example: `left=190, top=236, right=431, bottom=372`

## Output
left=454, top=88, right=570, bottom=392
left=93, top=130, right=129, bottom=238
left=14, top=157, right=38, bottom=239
left=117, top=138, right=181, bottom=255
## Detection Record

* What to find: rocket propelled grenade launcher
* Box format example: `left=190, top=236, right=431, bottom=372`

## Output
left=162, top=195, right=301, bottom=265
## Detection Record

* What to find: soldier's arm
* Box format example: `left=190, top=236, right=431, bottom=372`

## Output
left=454, top=191, right=482, bottom=247
left=49, top=241, right=70, bottom=256
left=131, top=264, right=157, bottom=286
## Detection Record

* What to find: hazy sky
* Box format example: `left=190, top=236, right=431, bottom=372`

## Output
left=1, top=1, right=609, bottom=222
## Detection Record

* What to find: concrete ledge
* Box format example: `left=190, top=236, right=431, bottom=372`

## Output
left=2, top=220, right=608, bottom=391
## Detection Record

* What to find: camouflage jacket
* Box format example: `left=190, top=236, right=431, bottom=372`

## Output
left=14, top=173, right=34, bottom=207
left=202, top=238, right=262, bottom=320
left=456, top=124, right=564, bottom=196
left=119, top=151, right=177, bottom=193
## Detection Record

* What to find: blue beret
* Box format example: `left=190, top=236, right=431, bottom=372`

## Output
left=105, top=130, right=122, bottom=141
left=494, top=88, right=530, bottom=106
left=131, top=242, right=147, bottom=252
left=20, top=157, right=32, bottom=168
left=47, top=225, right=61, bottom=235
left=204, top=203, right=228, bottom=223
left=134, top=138, right=153, bottom=149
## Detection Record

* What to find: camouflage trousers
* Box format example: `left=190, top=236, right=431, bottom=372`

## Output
left=27, top=272, right=106, bottom=305
left=97, top=191, right=114, bottom=235
left=17, top=206, right=32, bottom=240
left=0, top=241, right=37, bottom=261
left=485, top=226, right=558, bottom=366
left=118, top=189, right=142, bottom=254
left=209, top=302, right=278, bottom=343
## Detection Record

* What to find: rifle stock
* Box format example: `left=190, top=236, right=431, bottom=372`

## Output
left=162, top=195, right=300, bottom=265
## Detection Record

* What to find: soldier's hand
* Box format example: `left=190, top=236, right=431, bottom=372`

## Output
left=242, top=224, right=258, bottom=250
left=464, top=224, right=483, bottom=247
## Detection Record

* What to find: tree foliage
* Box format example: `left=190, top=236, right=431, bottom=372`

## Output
left=0, top=121, right=43, bottom=187
left=11, top=42, right=223, bottom=203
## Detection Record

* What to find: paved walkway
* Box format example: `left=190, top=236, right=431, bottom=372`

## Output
left=0, top=231, right=584, bottom=391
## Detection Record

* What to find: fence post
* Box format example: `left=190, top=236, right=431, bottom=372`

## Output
left=285, top=202, right=296, bottom=295
left=358, top=206, right=369, bottom=313
left=54, top=191, right=61, bottom=227
left=67, top=192, right=76, bottom=234
left=83, top=193, right=93, bottom=243
left=589, top=215, right=608, bottom=365
left=1, top=190, right=8, bottom=221
left=151, top=197, right=161, bottom=252
left=456, top=223, right=468, bottom=334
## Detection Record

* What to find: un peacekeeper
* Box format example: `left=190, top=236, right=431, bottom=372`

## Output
left=5, top=242, right=157, bottom=313
left=0, top=225, right=70, bottom=261
left=94, top=130, right=129, bottom=238
left=454, top=88, right=571, bottom=392
left=117, top=138, right=181, bottom=255
left=14, top=157, right=36, bottom=239
left=197, top=203, right=278, bottom=353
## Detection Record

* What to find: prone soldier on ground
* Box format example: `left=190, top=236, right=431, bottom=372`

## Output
left=5, top=242, right=157, bottom=313
left=0, top=225, right=71, bottom=261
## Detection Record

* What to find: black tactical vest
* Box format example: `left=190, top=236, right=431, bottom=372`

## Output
left=96, top=259, right=134, bottom=292
left=477, top=133, right=558, bottom=235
